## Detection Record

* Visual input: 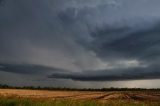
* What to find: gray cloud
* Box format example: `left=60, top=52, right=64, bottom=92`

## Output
left=91, top=23, right=160, bottom=60
left=0, top=63, right=67, bottom=75
left=48, top=64, right=160, bottom=81
left=0, top=0, right=160, bottom=88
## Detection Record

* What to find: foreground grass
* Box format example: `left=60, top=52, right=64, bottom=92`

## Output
left=0, top=97, right=159, bottom=106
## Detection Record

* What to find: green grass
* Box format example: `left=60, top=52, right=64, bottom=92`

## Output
left=0, top=97, right=159, bottom=106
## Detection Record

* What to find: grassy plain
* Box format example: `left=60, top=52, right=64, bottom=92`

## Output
left=0, top=89, right=160, bottom=106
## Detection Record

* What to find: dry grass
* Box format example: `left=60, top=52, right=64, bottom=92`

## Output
left=0, top=89, right=160, bottom=106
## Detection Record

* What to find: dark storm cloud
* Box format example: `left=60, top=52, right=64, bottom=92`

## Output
left=91, top=23, right=160, bottom=60
left=1, top=0, right=160, bottom=87
left=56, top=0, right=160, bottom=62
left=0, top=63, right=67, bottom=75
left=49, top=64, right=160, bottom=81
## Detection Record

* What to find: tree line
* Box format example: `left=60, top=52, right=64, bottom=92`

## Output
left=0, top=84, right=160, bottom=91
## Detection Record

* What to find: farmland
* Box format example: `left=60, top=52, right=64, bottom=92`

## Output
left=0, top=89, right=160, bottom=106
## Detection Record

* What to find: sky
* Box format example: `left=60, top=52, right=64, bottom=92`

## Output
left=0, top=0, right=160, bottom=88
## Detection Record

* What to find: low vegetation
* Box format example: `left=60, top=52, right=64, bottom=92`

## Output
left=0, top=97, right=160, bottom=106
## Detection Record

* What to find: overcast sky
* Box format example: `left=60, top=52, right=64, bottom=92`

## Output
left=0, top=0, right=160, bottom=88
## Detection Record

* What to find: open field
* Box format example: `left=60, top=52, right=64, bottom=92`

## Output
left=0, top=89, right=160, bottom=106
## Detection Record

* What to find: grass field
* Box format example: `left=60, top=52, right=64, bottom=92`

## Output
left=1, top=97, right=160, bottom=106
left=0, top=89, right=160, bottom=106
